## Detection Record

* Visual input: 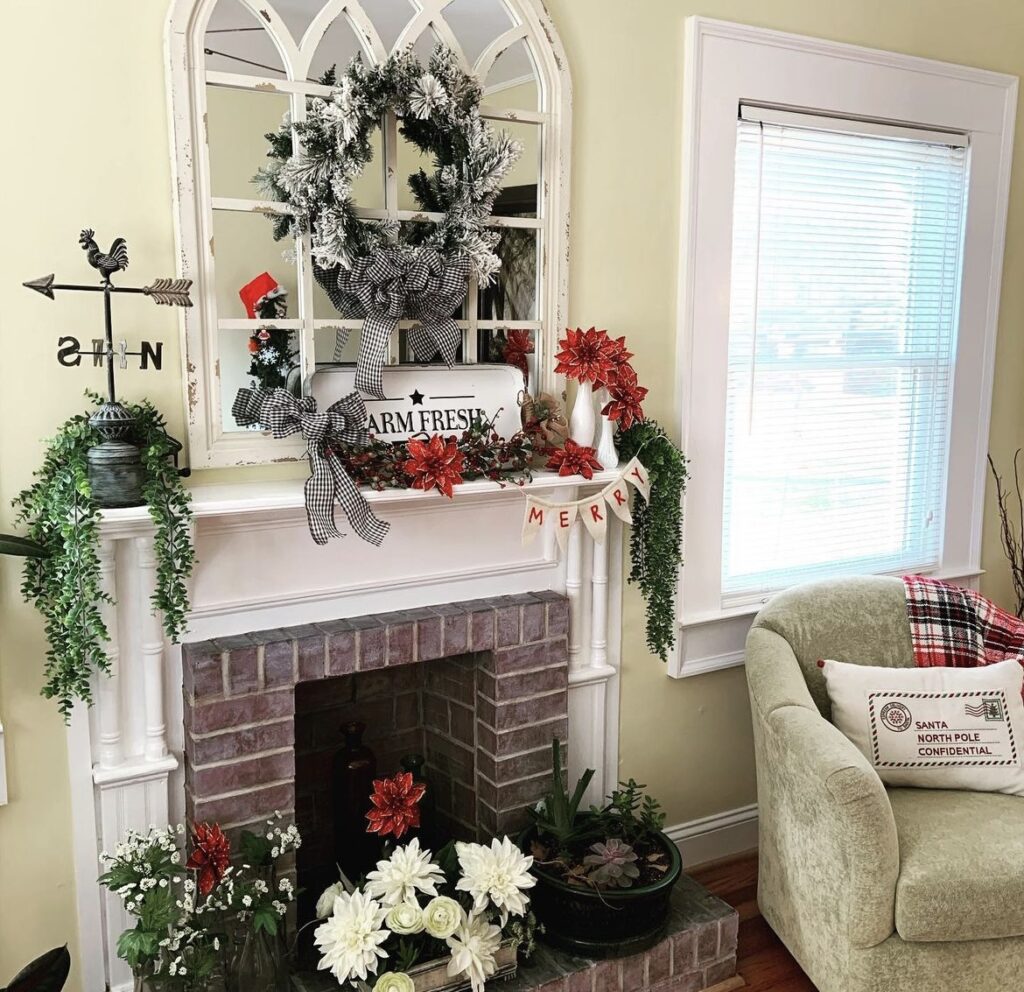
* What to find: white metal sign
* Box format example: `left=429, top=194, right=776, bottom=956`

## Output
left=310, top=363, right=526, bottom=441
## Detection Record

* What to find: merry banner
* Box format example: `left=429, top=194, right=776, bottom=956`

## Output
left=522, top=456, right=651, bottom=551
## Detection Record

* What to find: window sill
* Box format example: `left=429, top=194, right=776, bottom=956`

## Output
left=670, top=566, right=985, bottom=679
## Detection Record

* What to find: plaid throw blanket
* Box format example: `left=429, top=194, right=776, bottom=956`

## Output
left=902, top=575, right=1024, bottom=669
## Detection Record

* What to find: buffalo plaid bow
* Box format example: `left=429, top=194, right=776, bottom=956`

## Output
left=231, top=387, right=390, bottom=547
left=316, top=246, right=471, bottom=399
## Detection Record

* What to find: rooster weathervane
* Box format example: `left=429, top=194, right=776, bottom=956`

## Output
left=22, top=229, right=193, bottom=506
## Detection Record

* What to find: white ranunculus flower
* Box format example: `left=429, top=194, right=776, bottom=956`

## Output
left=386, top=901, right=425, bottom=935
left=455, top=836, right=536, bottom=925
left=316, top=881, right=346, bottom=920
left=314, top=889, right=390, bottom=985
left=372, top=972, right=415, bottom=992
left=446, top=912, right=502, bottom=992
left=366, top=837, right=446, bottom=907
left=422, top=896, right=463, bottom=940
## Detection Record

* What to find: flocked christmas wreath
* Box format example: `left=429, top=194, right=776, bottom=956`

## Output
left=258, top=46, right=522, bottom=398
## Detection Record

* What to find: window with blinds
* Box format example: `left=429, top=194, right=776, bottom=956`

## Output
left=721, top=106, right=969, bottom=602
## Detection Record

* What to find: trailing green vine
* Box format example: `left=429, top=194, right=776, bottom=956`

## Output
left=616, top=419, right=688, bottom=662
left=13, top=394, right=194, bottom=718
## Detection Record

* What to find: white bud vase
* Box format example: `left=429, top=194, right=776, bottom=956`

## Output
left=594, top=387, right=619, bottom=469
left=569, top=380, right=596, bottom=447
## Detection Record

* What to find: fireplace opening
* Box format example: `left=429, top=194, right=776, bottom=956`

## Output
left=182, top=593, right=571, bottom=959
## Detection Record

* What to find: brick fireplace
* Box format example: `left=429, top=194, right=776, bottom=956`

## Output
left=181, top=592, right=570, bottom=918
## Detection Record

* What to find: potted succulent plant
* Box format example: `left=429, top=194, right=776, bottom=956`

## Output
left=519, top=741, right=681, bottom=958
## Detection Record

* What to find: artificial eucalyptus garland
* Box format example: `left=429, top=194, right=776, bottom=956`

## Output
left=616, top=419, right=688, bottom=662
left=13, top=394, right=194, bottom=717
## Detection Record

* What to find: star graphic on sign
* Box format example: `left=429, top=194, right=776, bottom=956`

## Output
left=409, top=389, right=425, bottom=405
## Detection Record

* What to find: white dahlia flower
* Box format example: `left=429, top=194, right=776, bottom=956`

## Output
left=366, top=837, right=445, bottom=907
left=455, top=836, right=535, bottom=924
left=446, top=912, right=502, bottom=992
left=314, top=889, right=389, bottom=985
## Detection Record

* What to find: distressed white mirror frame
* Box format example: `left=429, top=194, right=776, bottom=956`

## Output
left=165, top=0, right=572, bottom=468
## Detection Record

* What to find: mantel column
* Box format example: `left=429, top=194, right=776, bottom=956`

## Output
left=134, top=533, right=169, bottom=761
left=96, top=537, right=123, bottom=769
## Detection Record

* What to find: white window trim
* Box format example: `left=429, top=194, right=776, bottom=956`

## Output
left=671, top=17, right=1017, bottom=678
left=165, top=0, right=573, bottom=469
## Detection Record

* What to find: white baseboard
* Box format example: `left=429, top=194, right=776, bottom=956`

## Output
left=666, top=802, right=759, bottom=868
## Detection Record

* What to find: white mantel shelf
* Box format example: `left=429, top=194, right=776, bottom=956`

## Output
left=97, top=469, right=622, bottom=528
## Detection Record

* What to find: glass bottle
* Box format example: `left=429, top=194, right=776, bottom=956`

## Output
left=332, top=720, right=378, bottom=878
left=400, top=752, right=435, bottom=850
left=234, top=926, right=288, bottom=992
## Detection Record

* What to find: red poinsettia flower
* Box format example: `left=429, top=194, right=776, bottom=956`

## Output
left=601, top=365, right=648, bottom=429
left=404, top=435, right=465, bottom=499
left=604, top=337, right=635, bottom=384
left=546, top=439, right=604, bottom=480
left=554, top=327, right=618, bottom=386
left=366, top=772, right=426, bottom=839
left=502, top=329, right=535, bottom=386
left=186, top=822, right=231, bottom=896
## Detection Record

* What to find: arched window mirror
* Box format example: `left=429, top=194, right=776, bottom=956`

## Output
left=166, top=0, right=571, bottom=467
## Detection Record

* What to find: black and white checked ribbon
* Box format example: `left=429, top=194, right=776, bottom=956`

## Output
left=231, top=387, right=390, bottom=547
left=315, top=247, right=470, bottom=399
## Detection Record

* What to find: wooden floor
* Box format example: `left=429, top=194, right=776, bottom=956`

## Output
left=691, top=854, right=817, bottom=992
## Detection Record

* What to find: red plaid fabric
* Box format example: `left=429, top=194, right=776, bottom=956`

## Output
left=902, top=575, right=1024, bottom=669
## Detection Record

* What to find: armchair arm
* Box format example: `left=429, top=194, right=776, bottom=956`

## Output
left=747, top=627, right=898, bottom=950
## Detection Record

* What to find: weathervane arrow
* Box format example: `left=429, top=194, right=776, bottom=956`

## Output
left=23, top=229, right=193, bottom=406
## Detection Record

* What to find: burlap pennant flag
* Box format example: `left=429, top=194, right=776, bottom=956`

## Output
left=553, top=503, right=578, bottom=552
left=622, top=456, right=651, bottom=502
left=521, top=498, right=547, bottom=546
left=580, top=495, right=608, bottom=544
left=603, top=480, right=633, bottom=524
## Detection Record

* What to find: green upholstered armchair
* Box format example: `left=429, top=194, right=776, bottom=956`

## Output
left=746, top=575, right=1024, bottom=992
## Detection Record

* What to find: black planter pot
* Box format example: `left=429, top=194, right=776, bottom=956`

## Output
left=519, top=825, right=682, bottom=959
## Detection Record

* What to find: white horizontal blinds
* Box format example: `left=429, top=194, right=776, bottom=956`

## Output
left=721, top=110, right=969, bottom=602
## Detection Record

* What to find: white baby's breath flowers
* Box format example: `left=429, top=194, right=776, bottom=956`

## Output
left=385, top=901, right=425, bottom=936
left=314, top=889, right=390, bottom=985
left=316, top=881, right=346, bottom=920
left=455, top=836, right=535, bottom=925
left=422, top=896, right=462, bottom=940
left=446, top=912, right=502, bottom=992
left=372, top=972, right=416, bottom=992
left=366, top=838, right=445, bottom=907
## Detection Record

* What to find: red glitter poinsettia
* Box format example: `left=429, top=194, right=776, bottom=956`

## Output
left=604, top=336, right=635, bottom=383
left=554, top=327, right=618, bottom=386
left=502, top=329, right=535, bottom=386
left=403, top=435, right=465, bottom=499
left=546, top=439, right=604, bottom=480
left=601, top=365, right=648, bottom=430
left=366, top=772, right=426, bottom=839
left=186, top=822, right=231, bottom=896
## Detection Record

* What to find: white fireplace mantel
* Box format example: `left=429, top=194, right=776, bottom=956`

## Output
left=67, top=471, right=624, bottom=992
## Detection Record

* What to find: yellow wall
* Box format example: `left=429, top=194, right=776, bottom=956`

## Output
left=1, top=1, right=1023, bottom=985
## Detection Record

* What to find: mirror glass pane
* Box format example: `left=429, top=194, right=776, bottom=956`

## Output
left=483, top=38, right=539, bottom=111
left=479, top=229, right=537, bottom=322
left=213, top=209, right=297, bottom=319
left=444, top=0, right=514, bottom=66
left=358, top=0, right=417, bottom=54
left=205, top=0, right=286, bottom=78
left=308, top=11, right=369, bottom=82
left=207, top=86, right=290, bottom=199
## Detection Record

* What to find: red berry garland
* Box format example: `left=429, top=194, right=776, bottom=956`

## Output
left=546, top=439, right=603, bottom=480
left=403, top=435, right=466, bottom=499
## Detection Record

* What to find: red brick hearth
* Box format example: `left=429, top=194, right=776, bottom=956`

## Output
left=181, top=592, right=570, bottom=858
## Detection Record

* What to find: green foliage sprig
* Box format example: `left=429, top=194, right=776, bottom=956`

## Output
left=616, top=419, right=688, bottom=662
left=13, top=394, right=194, bottom=718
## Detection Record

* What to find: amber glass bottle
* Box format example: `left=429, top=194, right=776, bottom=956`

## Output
left=332, top=721, right=378, bottom=879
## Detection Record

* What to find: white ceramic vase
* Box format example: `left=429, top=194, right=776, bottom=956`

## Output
left=569, top=380, right=596, bottom=447
left=594, top=387, right=619, bottom=469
